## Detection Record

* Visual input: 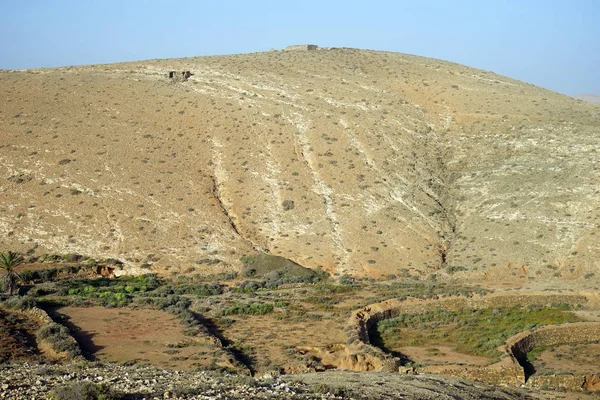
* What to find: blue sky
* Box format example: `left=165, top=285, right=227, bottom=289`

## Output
left=1, top=0, right=598, bottom=96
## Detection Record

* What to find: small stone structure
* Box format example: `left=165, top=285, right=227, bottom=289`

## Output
left=167, top=71, right=193, bottom=82
left=284, top=44, right=319, bottom=51
left=95, top=265, right=116, bottom=278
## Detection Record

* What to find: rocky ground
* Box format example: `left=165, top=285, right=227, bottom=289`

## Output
left=0, top=362, right=547, bottom=400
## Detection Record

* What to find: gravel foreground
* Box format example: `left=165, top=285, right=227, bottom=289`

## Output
left=0, top=362, right=544, bottom=400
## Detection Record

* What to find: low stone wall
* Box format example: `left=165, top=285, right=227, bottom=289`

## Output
left=24, top=306, right=54, bottom=324
left=507, top=322, right=600, bottom=362
left=505, top=322, right=600, bottom=391
left=528, top=374, right=600, bottom=392
left=422, top=358, right=524, bottom=386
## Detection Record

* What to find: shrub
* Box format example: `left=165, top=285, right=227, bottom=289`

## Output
left=2, top=295, right=36, bottom=310
left=151, top=283, right=222, bottom=297
left=221, top=302, right=274, bottom=316
left=152, top=295, right=192, bottom=313
left=138, top=295, right=205, bottom=335
left=28, top=282, right=58, bottom=296
left=236, top=280, right=265, bottom=293
left=312, top=383, right=349, bottom=396
left=20, top=266, right=79, bottom=283
left=38, top=323, right=81, bottom=358
left=282, top=199, right=295, bottom=211
left=446, top=265, right=467, bottom=274
left=49, top=381, right=122, bottom=400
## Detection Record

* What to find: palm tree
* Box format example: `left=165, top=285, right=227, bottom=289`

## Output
left=0, top=251, right=24, bottom=296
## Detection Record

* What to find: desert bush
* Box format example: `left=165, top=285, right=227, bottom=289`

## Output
left=235, top=267, right=327, bottom=292
left=306, top=295, right=340, bottom=307
left=149, top=282, right=222, bottom=297
left=20, top=268, right=56, bottom=283
left=311, top=383, right=350, bottom=396
left=314, top=283, right=357, bottom=294
left=20, top=265, right=84, bottom=283
left=138, top=295, right=204, bottom=335
left=49, top=381, right=122, bottom=400
left=236, top=280, right=265, bottom=293
left=445, top=265, right=467, bottom=274
left=2, top=295, right=36, bottom=310
left=194, top=271, right=238, bottom=281
left=97, top=291, right=130, bottom=307
left=60, top=274, right=159, bottom=292
left=27, top=282, right=58, bottom=296
left=338, top=274, right=356, bottom=285
left=282, top=199, right=295, bottom=211
left=38, top=323, right=81, bottom=358
left=221, top=302, right=274, bottom=316
left=152, top=294, right=192, bottom=313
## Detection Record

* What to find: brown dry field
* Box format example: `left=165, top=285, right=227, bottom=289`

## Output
left=51, top=306, right=229, bottom=371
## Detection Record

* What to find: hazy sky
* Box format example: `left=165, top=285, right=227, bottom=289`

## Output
left=1, top=0, right=598, bottom=96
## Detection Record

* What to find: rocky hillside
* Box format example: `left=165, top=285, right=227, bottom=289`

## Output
left=1, top=48, right=598, bottom=279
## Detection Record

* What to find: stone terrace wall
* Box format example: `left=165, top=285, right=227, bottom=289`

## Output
left=25, top=306, right=54, bottom=324
left=345, top=292, right=588, bottom=353
left=343, top=291, right=600, bottom=390
left=507, top=322, right=600, bottom=361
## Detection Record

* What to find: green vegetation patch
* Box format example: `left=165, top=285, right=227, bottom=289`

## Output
left=149, top=282, right=222, bottom=297
left=52, top=274, right=160, bottom=307
left=374, top=305, right=581, bottom=359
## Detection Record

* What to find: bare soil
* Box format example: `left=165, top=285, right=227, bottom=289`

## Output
left=53, top=306, right=226, bottom=370
left=211, top=312, right=348, bottom=373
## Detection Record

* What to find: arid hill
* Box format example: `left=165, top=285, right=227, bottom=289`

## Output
left=1, top=48, right=599, bottom=280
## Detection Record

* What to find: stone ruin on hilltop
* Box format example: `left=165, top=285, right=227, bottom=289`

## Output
left=167, top=70, right=193, bottom=82
left=284, top=44, right=319, bottom=51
